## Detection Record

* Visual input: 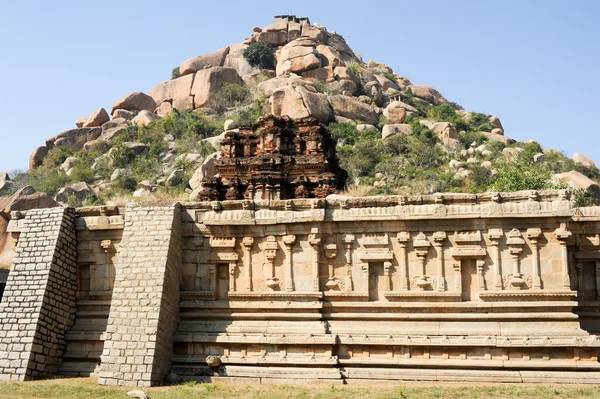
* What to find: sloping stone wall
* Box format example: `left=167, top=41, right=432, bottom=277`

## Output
left=0, top=208, right=77, bottom=381
left=98, top=204, right=182, bottom=387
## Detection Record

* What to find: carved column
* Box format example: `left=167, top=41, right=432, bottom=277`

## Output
left=414, top=232, right=431, bottom=290
left=325, top=241, right=338, bottom=290
left=555, top=223, right=572, bottom=290
left=283, top=235, right=296, bottom=291
left=507, top=229, right=525, bottom=289
left=343, top=234, right=355, bottom=292
left=453, top=261, right=462, bottom=292
left=488, top=229, right=503, bottom=290
left=242, top=237, right=254, bottom=291
left=384, top=261, right=392, bottom=291
left=433, top=231, right=446, bottom=292
left=397, top=232, right=410, bottom=290
left=477, top=259, right=486, bottom=291
left=229, top=262, right=237, bottom=292
left=527, top=228, right=543, bottom=290
left=309, top=232, right=321, bottom=292
left=264, top=236, right=279, bottom=290
left=208, top=264, right=216, bottom=292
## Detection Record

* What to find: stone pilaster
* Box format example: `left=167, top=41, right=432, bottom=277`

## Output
left=98, top=204, right=182, bottom=387
left=0, top=208, right=77, bottom=381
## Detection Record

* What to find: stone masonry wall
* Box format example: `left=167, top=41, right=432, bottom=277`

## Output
left=0, top=208, right=77, bottom=381
left=98, top=204, right=182, bottom=387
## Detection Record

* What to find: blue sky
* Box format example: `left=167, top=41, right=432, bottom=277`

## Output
left=1, top=0, right=598, bottom=172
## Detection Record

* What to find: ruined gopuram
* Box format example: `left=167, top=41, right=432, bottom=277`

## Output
left=1, top=192, right=600, bottom=385
left=197, top=116, right=348, bottom=201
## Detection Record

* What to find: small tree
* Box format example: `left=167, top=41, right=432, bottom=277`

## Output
left=243, top=42, right=275, bottom=69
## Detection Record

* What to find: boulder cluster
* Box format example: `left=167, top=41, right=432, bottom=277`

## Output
left=4, top=16, right=598, bottom=205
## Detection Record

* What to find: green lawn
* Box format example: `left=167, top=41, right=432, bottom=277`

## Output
left=0, top=378, right=599, bottom=399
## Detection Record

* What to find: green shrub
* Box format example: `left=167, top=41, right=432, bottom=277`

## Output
left=383, top=72, right=396, bottom=82
left=243, top=42, right=275, bottom=69
left=171, top=67, right=181, bottom=80
left=459, top=131, right=488, bottom=148
left=468, top=112, right=494, bottom=132
left=209, top=83, right=252, bottom=115
left=492, top=161, right=554, bottom=192
left=573, top=188, right=600, bottom=207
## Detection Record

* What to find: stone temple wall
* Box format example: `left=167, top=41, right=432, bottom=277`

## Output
left=1, top=190, right=600, bottom=385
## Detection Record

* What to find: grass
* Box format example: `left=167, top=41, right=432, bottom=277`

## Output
left=0, top=378, right=599, bottom=399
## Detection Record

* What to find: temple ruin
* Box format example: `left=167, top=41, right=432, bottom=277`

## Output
left=198, top=116, right=348, bottom=201
left=0, top=190, right=600, bottom=386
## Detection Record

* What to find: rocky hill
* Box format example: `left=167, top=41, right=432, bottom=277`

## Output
left=1, top=15, right=599, bottom=207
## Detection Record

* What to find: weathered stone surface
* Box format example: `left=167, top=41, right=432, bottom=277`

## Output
left=166, top=169, right=185, bottom=187
left=112, top=109, right=138, bottom=120
left=383, top=102, right=407, bottom=124
left=553, top=170, right=600, bottom=196
left=483, top=131, right=515, bottom=145
left=271, top=85, right=332, bottom=123
left=180, top=46, right=230, bottom=76
left=329, top=94, right=378, bottom=125
left=223, top=43, right=258, bottom=77
left=131, top=110, right=161, bottom=127
left=123, top=142, right=148, bottom=155
left=29, top=146, right=48, bottom=169
left=46, top=127, right=102, bottom=151
left=382, top=123, right=412, bottom=140
left=257, top=76, right=310, bottom=97
left=301, top=66, right=334, bottom=82
left=54, top=182, right=96, bottom=205
left=573, top=153, right=597, bottom=169
left=111, top=92, right=156, bottom=115
left=503, top=147, right=524, bottom=162
left=191, top=67, right=244, bottom=108
left=189, top=152, right=218, bottom=195
left=431, top=122, right=459, bottom=145
left=489, top=115, right=503, bottom=131
left=258, top=22, right=289, bottom=45
left=409, top=85, right=447, bottom=105
left=61, top=156, right=78, bottom=172
left=83, top=108, right=110, bottom=128
left=276, top=39, right=321, bottom=76
left=75, top=116, right=87, bottom=128
left=149, top=74, right=195, bottom=106
left=316, top=45, right=343, bottom=68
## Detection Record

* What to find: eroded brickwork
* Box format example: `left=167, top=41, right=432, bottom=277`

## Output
left=98, top=204, right=182, bottom=387
left=0, top=208, right=77, bottom=381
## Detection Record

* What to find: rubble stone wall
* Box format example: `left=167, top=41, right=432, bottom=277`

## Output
left=98, top=204, right=182, bottom=387
left=0, top=208, right=77, bottom=381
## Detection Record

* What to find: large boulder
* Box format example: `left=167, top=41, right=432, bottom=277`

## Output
left=573, top=153, right=597, bottom=169
left=409, top=85, right=447, bottom=105
left=482, top=131, right=515, bottom=145
left=112, top=109, right=138, bottom=121
left=189, top=152, right=218, bottom=199
left=553, top=171, right=600, bottom=197
left=54, top=182, right=96, bottom=205
left=383, top=102, right=408, bottom=124
left=82, top=108, right=110, bottom=128
left=257, top=76, right=311, bottom=97
left=149, top=74, right=195, bottom=108
left=316, top=45, right=343, bottom=68
left=489, top=115, right=503, bottom=131
left=46, top=127, right=102, bottom=151
left=166, top=169, right=185, bottom=187
left=382, top=124, right=412, bottom=140
left=258, top=22, right=289, bottom=45
left=131, top=110, right=161, bottom=127
left=271, top=85, right=332, bottom=123
left=29, top=146, right=49, bottom=169
left=329, top=95, right=378, bottom=125
left=111, top=92, right=156, bottom=115
left=276, top=39, right=321, bottom=76
left=431, top=122, right=459, bottom=146
left=223, top=43, right=259, bottom=77
left=180, top=46, right=230, bottom=76
left=191, top=67, right=244, bottom=108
